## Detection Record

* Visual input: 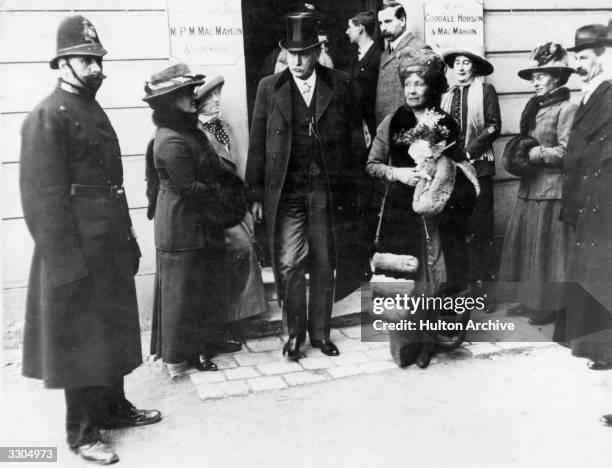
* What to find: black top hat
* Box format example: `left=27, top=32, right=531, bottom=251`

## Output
left=567, top=24, right=612, bottom=52
left=50, top=14, right=107, bottom=69
left=142, top=63, right=205, bottom=104
left=279, top=13, right=323, bottom=52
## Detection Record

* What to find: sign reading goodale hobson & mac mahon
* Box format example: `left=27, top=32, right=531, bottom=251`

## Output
left=167, top=0, right=244, bottom=65
left=423, top=0, right=484, bottom=54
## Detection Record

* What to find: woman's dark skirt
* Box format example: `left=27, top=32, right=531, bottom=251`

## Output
left=150, top=248, right=224, bottom=363
left=498, top=197, right=572, bottom=314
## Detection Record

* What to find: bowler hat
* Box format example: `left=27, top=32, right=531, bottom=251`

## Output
left=50, top=14, right=107, bottom=69
left=442, top=47, right=494, bottom=76
left=194, top=75, right=225, bottom=102
left=502, top=135, right=538, bottom=178
left=280, top=13, right=323, bottom=52
left=142, top=63, right=205, bottom=104
left=567, top=24, right=612, bottom=52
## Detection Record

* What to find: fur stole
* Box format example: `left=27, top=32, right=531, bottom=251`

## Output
left=412, top=157, right=480, bottom=216
left=519, top=86, right=570, bottom=136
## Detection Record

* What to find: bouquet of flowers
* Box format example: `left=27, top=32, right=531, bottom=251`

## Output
left=393, top=109, right=451, bottom=176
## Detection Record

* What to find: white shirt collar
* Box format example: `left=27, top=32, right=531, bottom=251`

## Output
left=292, top=70, right=317, bottom=91
left=390, top=29, right=411, bottom=51
left=357, top=39, right=374, bottom=60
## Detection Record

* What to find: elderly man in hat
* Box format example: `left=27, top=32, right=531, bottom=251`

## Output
left=554, top=24, right=612, bottom=378
left=375, top=1, right=428, bottom=126
left=246, top=13, right=366, bottom=359
left=19, top=14, right=160, bottom=464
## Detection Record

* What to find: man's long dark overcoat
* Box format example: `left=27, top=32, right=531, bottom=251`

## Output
left=246, top=65, right=368, bottom=301
left=20, top=82, right=142, bottom=389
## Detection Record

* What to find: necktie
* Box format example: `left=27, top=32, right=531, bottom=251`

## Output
left=302, top=82, right=312, bottom=105
left=202, top=120, right=230, bottom=147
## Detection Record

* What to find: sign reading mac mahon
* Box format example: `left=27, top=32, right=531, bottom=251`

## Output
left=167, top=0, right=244, bottom=65
left=423, top=0, right=484, bottom=53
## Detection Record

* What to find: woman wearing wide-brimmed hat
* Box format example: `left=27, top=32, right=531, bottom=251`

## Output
left=143, top=63, right=238, bottom=377
left=498, top=43, right=577, bottom=325
left=441, top=46, right=500, bottom=311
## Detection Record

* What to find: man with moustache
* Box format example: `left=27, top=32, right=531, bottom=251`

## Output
left=20, top=14, right=160, bottom=464
left=375, top=1, right=428, bottom=126
left=555, top=24, right=612, bottom=381
left=246, top=13, right=366, bottom=359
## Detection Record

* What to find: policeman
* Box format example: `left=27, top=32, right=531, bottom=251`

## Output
left=20, top=14, right=161, bottom=465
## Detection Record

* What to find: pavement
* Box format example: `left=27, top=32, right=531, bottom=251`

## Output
left=2, top=303, right=611, bottom=467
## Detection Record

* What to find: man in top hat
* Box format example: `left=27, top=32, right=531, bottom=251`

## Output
left=20, top=14, right=160, bottom=464
left=375, top=1, right=428, bottom=126
left=246, top=13, right=367, bottom=359
left=554, top=24, right=612, bottom=378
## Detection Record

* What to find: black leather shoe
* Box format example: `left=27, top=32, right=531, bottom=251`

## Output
left=587, top=360, right=612, bottom=370
left=600, top=413, right=612, bottom=426
left=282, top=334, right=305, bottom=360
left=415, top=350, right=432, bottom=369
left=102, top=406, right=162, bottom=429
left=310, top=339, right=340, bottom=356
left=73, top=441, right=119, bottom=465
left=190, top=354, right=218, bottom=372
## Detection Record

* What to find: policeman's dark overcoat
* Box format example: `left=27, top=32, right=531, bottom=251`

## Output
left=19, top=81, right=142, bottom=388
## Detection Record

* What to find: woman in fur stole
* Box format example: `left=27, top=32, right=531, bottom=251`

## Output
left=366, top=49, right=479, bottom=368
left=498, top=44, right=577, bottom=325
left=143, top=64, right=246, bottom=378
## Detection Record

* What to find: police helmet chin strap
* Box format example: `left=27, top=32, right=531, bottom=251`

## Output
left=64, top=59, right=101, bottom=93
left=65, top=60, right=92, bottom=90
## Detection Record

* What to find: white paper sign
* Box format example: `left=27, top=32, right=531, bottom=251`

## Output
left=167, top=0, right=244, bottom=65
left=423, top=0, right=484, bottom=54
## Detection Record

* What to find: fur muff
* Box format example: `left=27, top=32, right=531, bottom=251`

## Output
left=412, top=157, right=480, bottom=216
left=502, top=135, right=539, bottom=178
left=194, top=157, right=247, bottom=229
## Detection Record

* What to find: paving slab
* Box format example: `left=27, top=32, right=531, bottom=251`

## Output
left=327, top=365, right=364, bottom=379
left=245, top=336, right=285, bottom=353
left=224, top=366, right=260, bottom=380
left=248, top=376, right=288, bottom=392
left=189, top=371, right=227, bottom=385
left=283, top=371, right=329, bottom=386
left=332, top=351, right=370, bottom=366
left=195, top=380, right=250, bottom=400
left=299, top=356, right=336, bottom=370
left=234, top=351, right=278, bottom=367
left=257, top=360, right=303, bottom=376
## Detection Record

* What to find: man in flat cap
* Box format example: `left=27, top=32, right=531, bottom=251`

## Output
left=555, top=23, right=612, bottom=381
left=20, top=14, right=160, bottom=464
left=246, top=13, right=367, bottom=360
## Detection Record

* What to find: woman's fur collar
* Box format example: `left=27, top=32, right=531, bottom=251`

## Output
left=412, top=157, right=480, bottom=216
left=152, top=109, right=199, bottom=132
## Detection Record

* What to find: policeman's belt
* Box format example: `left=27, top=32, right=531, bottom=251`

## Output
left=70, top=184, right=125, bottom=199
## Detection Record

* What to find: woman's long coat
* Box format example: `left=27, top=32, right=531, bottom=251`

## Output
left=246, top=65, right=368, bottom=301
left=19, top=83, right=142, bottom=389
